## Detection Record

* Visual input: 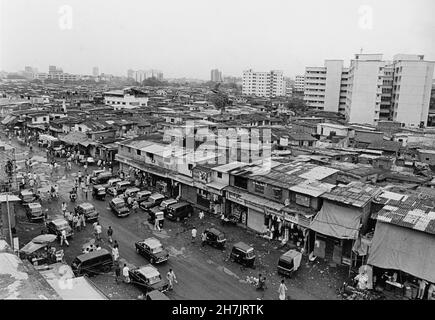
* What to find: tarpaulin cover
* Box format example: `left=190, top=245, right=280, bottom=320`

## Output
left=309, top=201, right=362, bottom=239
left=367, top=221, right=435, bottom=283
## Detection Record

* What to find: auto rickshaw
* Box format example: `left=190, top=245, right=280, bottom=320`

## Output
left=229, top=242, right=256, bottom=268
left=20, top=189, right=36, bottom=203
left=277, top=249, right=302, bottom=278
left=204, top=227, right=226, bottom=249
left=92, top=184, right=106, bottom=200
left=148, top=207, right=164, bottom=228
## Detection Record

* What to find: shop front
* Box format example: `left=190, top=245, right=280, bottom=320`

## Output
left=367, top=221, right=435, bottom=300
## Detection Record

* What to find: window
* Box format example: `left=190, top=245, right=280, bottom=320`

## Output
left=128, top=147, right=131, bottom=153
left=188, top=164, right=193, bottom=170
left=254, top=181, right=265, bottom=193
left=234, top=176, right=248, bottom=189
left=273, top=188, right=282, bottom=199
left=137, top=149, right=141, bottom=155
left=426, top=158, right=430, bottom=161
left=217, top=172, right=222, bottom=179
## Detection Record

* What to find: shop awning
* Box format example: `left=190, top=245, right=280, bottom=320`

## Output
left=367, top=221, right=435, bottom=283
left=1, top=115, right=16, bottom=125
left=224, top=186, right=284, bottom=213
left=206, top=181, right=227, bottom=191
left=309, top=201, right=362, bottom=240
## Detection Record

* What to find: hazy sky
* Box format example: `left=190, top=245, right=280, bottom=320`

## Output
left=1, top=0, right=434, bottom=79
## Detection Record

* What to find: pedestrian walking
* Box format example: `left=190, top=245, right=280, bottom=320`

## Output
left=73, top=214, right=80, bottom=232
left=60, top=229, right=69, bottom=247
left=115, top=263, right=121, bottom=283
left=66, top=211, right=73, bottom=227
left=166, top=269, right=177, bottom=290
left=278, top=280, right=288, bottom=300
left=122, top=264, right=130, bottom=283
left=132, top=200, right=138, bottom=213
left=95, top=222, right=102, bottom=241
left=112, top=245, right=119, bottom=262
left=107, top=226, right=113, bottom=244
left=80, top=212, right=86, bottom=228
left=191, top=226, right=197, bottom=243
left=199, top=210, right=204, bottom=220
left=154, top=217, right=161, bottom=231
left=84, top=162, right=88, bottom=174
left=201, top=231, right=207, bottom=246
left=78, top=170, right=82, bottom=185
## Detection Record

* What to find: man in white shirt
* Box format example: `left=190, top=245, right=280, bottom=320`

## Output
left=122, top=264, right=130, bottom=283
left=60, top=229, right=69, bottom=247
left=191, top=227, right=197, bottom=243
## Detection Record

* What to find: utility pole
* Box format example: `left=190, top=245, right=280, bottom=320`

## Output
left=6, top=194, right=13, bottom=247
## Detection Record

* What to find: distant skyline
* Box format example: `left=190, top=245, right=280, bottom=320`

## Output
left=1, top=0, right=434, bottom=79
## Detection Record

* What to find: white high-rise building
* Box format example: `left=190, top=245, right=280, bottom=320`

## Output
left=390, top=54, right=434, bottom=127
left=345, top=53, right=434, bottom=127
left=211, top=69, right=223, bottom=82
left=294, top=75, right=305, bottom=93
left=304, top=60, right=349, bottom=112
left=242, top=69, right=285, bottom=97
left=92, top=67, right=99, bottom=77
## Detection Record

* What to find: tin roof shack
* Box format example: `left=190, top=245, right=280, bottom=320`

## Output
left=0, top=240, right=61, bottom=299
left=309, top=182, right=381, bottom=266
left=351, top=128, right=384, bottom=149
left=225, top=162, right=337, bottom=242
left=367, top=140, right=401, bottom=157
left=368, top=191, right=435, bottom=287
left=328, top=162, right=383, bottom=184
left=417, top=149, right=435, bottom=168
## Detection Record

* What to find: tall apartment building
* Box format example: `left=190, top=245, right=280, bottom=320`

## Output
left=294, top=75, right=305, bottom=93
left=303, top=60, right=349, bottom=112
left=242, top=69, right=285, bottom=97
left=129, top=69, right=164, bottom=82
left=92, top=67, right=99, bottom=77
left=346, top=54, right=434, bottom=127
left=284, top=77, right=294, bottom=97
left=389, top=54, right=434, bottom=127
left=211, top=69, right=223, bottom=82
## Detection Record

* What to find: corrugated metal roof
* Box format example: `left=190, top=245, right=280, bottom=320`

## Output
left=321, top=181, right=380, bottom=208
left=372, top=192, right=435, bottom=235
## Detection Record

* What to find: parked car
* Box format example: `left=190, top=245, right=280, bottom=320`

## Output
left=20, top=189, right=36, bottom=203
left=92, top=184, right=106, bottom=200
left=139, top=193, right=165, bottom=211
left=129, top=264, right=169, bottom=293
left=91, top=169, right=106, bottom=177
left=277, top=249, right=302, bottom=278
left=158, top=198, right=178, bottom=213
left=229, top=242, right=256, bottom=268
left=46, top=218, right=74, bottom=239
left=124, top=187, right=141, bottom=199
left=203, top=227, right=226, bottom=249
left=91, top=171, right=112, bottom=185
left=74, top=202, right=99, bottom=222
left=104, top=178, right=122, bottom=190
left=136, top=190, right=152, bottom=203
left=109, top=197, right=130, bottom=217
left=135, top=237, right=169, bottom=264
left=165, top=202, right=193, bottom=222
left=71, top=249, right=113, bottom=277
left=107, top=181, right=131, bottom=196
left=25, top=202, right=44, bottom=222
left=146, top=290, right=170, bottom=300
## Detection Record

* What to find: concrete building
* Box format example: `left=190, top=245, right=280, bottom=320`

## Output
left=284, top=77, right=294, bottom=97
left=345, top=53, right=434, bottom=127
left=92, top=67, right=99, bottom=77
left=211, top=69, right=223, bottom=82
left=294, top=75, right=305, bottom=93
left=304, top=60, right=349, bottom=112
left=242, top=69, right=285, bottom=98
left=103, top=87, right=149, bottom=110
left=390, top=54, right=434, bottom=128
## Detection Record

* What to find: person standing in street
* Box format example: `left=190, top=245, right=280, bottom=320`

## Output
left=80, top=212, right=86, bottom=228
left=199, top=210, right=204, bottom=220
left=95, top=222, right=102, bottom=241
left=123, top=264, right=130, bottom=283
left=74, top=214, right=81, bottom=232
left=167, top=269, right=177, bottom=290
left=201, top=231, right=207, bottom=246
left=115, top=263, right=121, bottom=284
left=60, top=229, right=69, bottom=247
left=61, top=202, right=67, bottom=217
left=112, top=244, right=119, bottom=262
left=107, top=226, right=113, bottom=244
left=278, top=279, right=288, bottom=300
left=191, top=226, right=197, bottom=243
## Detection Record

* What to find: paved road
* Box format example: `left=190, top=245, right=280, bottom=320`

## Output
left=10, top=137, right=336, bottom=300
